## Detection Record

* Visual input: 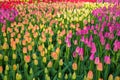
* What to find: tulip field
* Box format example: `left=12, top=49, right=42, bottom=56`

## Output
left=0, top=1, right=120, bottom=80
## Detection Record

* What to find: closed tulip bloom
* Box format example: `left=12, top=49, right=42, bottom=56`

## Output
left=95, top=57, right=100, bottom=64
left=104, top=56, right=110, bottom=64
left=90, top=53, right=94, bottom=61
left=87, top=70, right=93, bottom=80
left=105, top=43, right=110, bottom=50
left=0, top=66, right=3, bottom=73
left=47, top=61, right=53, bottom=68
left=72, top=62, right=77, bottom=71
left=13, top=64, right=17, bottom=71
left=108, top=74, right=113, bottom=80
left=97, top=62, right=103, bottom=71
left=23, top=47, right=27, bottom=54
left=51, top=52, right=58, bottom=60
left=72, top=72, right=76, bottom=80
left=24, top=55, right=31, bottom=63
left=2, top=42, right=9, bottom=50
left=115, top=76, right=120, bottom=80
left=34, top=59, right=38, bottom=65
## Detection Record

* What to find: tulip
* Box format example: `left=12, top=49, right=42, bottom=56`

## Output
left=13, top=64, right=17, bottom=71
left=105, top=43, right=110, bottom=50
left=4, top=56, right=8, bottom=62
left=32, top=53, right=37, bottom=60
left=0, top=66, right=3, bottom=73
left=59, top=59, right=63, bottom=66
left=108, top=74, right=113, bottom=80
left=65, top=74, right=68, bottom=80
left=72, top=62, right=77, bottom=71
left=97, top=62, right=103, bottom=71
left=47, top=61, right=53, bottom=68
left=104, top=56, right=111, bottom=64
left=115, top=76, right=120, bottom=80
left=72, top=72, right=76, bottom=80
left=87, top=70, right=93, bottom=80
left=34, top=59, right=38, bottom=65
left=42, top=57, right=47, bottom=63
left=24, top=55, right=31, bottom=63
left=95, top=57, right=100, bottom=64
left=90, top=53, right=94, bottom=61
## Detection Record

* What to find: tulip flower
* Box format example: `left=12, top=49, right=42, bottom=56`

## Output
left=104, top=56, right=111, bottom=64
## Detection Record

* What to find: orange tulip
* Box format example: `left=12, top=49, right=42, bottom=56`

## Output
left=24, top=55, right=31, bottom=63
left=51, top=52, right=58, bottom=60
left=72, top=62, right=77, bottom=71
left=23, top=47, right=27, bottom=54
left=0, top=66, right=3, bottom=73
left=97, top=62, right=103, bottom=71
left=87, top=70, right=93, bottom=80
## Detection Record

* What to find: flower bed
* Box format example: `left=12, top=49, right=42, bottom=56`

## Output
left=0, top=2, right=120, bottom=80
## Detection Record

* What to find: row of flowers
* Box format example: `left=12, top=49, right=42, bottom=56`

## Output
left=0, top=2, right=120, bottom=80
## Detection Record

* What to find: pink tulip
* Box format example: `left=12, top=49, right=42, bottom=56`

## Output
left=95, top=57, right=100, bottom=64
left=105, top=43, right=110, bottom=50
left=90, top=53, right=94, bottom=60
left=104, top=56, right=110, bottom=64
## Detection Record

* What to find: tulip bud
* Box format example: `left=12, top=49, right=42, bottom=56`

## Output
left=5, top=70, right=8, bottom=75
left=108, top=74, right=113, bottom=80
left=115, top=76, right=120, bottom=80
left=45, top=74, right=50, bottom=80
left=72, top=72, right=76, bottom=80
left=3, top=42, right=9, bottom=50
left=24, top=55, right=30, bottom=63
left=16, top=73, right=22, bottom=80
left=13, top=64, right=17, bottom=71
left=47, top=61, right=53, bottom=68
left=32, top=53, right=37, bottom=59
left=48, top=45, right=51, bottom=50
left=0, top=54, right=3, bottom=60
left=3, top=33, right=6, bottom=37
left=25, top=63, right=28, bottom=69
left=97, top=62, right=103, bottom=71
left=4, top=56, right=8, bottom=62
left=12, top=53, right=17, bottom=60
left=42, top=57, right=47, bottom=63
left=87, top=70, right=93, bottom=80
left=5, top=65, right=9, bottom=71
left=3, top=75, right=7, bottom=80
left=72, top=62, right=77, bottom=71
left=65, top=74, right=68, bottom=80
left=0, top=66, right=3, bottom=73
left=59, top=59, right=63, bottom=66
left=29, top=68, right=33, bottom=74
left=58, top=72, right=62, bottom=78
left=45, top=48, right=47, bottom=54
left=83, top=75, right=87, bottom=80
left=34, top=59, right=38, bottom=65
left=44, top=68, right=48, bottom=74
